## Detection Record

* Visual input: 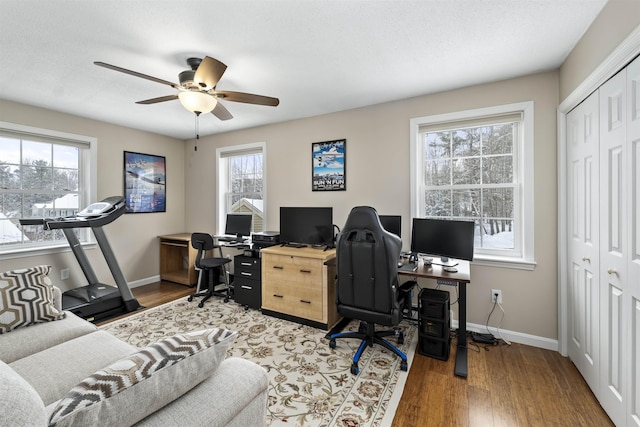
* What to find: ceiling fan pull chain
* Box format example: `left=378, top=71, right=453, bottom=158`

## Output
left=194, top=112, right=200, bottom=151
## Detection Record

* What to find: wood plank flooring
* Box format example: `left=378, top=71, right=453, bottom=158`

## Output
left=108, top=281, right=613, bottom=427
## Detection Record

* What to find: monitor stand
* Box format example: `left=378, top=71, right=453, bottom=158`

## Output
left=430, top=256, right=459, bottom=267
left=283, top=242, right=307, bottom=248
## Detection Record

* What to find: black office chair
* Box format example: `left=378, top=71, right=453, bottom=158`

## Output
left=329, top=206, right=409, bottom=375
left=188, top=232, right=232, bottom=308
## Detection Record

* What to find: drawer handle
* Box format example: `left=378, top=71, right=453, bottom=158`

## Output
left=273, top=294, right=284, bottom=298
left=300, top=299, right=311, bottom=304
left=241, top=272, right=253, bottom=276
left=241, top=262, right=253, bottom=266
left=300, top=269, right=312, bottom=274
left=273, top=266, right=284, bottom=270
left=241, top=285, right=252, bottom=290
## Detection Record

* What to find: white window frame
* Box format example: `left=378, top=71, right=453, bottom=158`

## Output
left=0, top=121, right=97, bottom=259
left=216, top=141, right=266, bottom=235
left=409, top=102, right=536, bottom=270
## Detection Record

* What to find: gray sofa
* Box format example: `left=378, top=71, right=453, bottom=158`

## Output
left=0, top=284, right=268, bottom=427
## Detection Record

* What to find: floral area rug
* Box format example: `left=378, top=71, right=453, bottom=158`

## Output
left=100, top=297, right=417, bottom=427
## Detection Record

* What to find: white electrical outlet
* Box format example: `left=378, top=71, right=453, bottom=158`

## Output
left=491, top=289, right=502, bottom=304
left=60, top=268, right=70, bottom=280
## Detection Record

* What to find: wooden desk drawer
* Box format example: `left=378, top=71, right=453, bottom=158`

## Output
left=262, top=282, right=323, bottom=321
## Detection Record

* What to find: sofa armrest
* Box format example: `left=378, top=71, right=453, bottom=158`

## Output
left=133, top=357, right=268, bottom=427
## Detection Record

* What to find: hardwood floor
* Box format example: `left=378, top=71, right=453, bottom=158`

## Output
left=109, top=282, right=613, bottom=427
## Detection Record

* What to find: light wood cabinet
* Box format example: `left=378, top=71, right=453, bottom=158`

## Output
left=261, top=245, right=339, bottom=330
left=158, top=233, right=198, bottom=286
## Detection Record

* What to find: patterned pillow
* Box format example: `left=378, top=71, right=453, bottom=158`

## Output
left=49, top=328, right=237, bottom=427
left=0, top=265, right=65, bottom=334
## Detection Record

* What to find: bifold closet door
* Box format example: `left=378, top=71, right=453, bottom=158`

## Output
left=566, top=90, right=600, bottom=392
left=625, top=55, right=640, bottom=427
left=599, top=67, right=629, bottom=427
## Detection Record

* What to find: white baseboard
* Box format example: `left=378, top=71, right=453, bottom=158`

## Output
left=128, top=275, right=160, bottom=289
left=451, top=319, right=558, bottom=352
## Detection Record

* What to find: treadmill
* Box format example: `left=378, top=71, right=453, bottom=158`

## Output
left=19, top=196, right=141, bottom=322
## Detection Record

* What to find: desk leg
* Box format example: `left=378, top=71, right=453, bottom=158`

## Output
left=455, top=281, right=468, bottom=378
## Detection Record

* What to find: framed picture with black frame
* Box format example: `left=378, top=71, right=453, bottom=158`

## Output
left=312, top=139, right=346, bottom=191
left=123, top=151, right=166, bottom=213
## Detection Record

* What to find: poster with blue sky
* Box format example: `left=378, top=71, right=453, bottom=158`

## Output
left=124, top=151, right=166, bottom=213
left=312, top=139, right=346, bottom=191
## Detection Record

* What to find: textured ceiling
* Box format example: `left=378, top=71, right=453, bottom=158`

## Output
left=0, top=0, right=607, bottom=139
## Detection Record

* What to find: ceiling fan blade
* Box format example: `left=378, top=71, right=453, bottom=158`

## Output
left=94, top=61, right=178, bottom=88
left=135, top=94, right=179, bottom=104
left=211, top=102, right=233, bottom=121
left=215, top=90, right=280, bottom=107
left=194, top=56, right=227, bottom=90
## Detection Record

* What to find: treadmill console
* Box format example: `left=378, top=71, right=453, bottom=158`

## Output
left=78, top=202, right=114, bottom=217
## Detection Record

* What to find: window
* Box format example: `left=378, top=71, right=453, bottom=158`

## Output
left=216, top=142, right=266, bottom=234
left=0, top=122, right=96, bottom=256
left=410, top=102, right=535, bottom=269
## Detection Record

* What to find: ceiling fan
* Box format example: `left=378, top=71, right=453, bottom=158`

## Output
left=94, top=56, right=279, bottom=121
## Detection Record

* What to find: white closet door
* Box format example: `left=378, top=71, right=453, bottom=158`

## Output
left=567, top=90, right=600, bottom=392
left=599, top=69, right=629, bottom=427
left=625, top=55, right=640, bottom=427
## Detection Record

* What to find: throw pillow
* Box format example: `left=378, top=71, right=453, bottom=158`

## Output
left=49, top=328, right=237, bottom=427
left=0, top=265, right=65, bottom=334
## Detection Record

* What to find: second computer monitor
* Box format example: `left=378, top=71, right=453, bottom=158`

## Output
left=378, top=215, right=401, bottom=238
left=410, top=218, right=475, bottom=266
left=225, top=213, right=252, bottom=240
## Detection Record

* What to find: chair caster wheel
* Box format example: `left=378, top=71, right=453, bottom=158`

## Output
left=244, top=305, right=249, bottom=311
left=329, top=339, right=337, bottom=349
left=198, top=301, right=204, bottom=308
left=350, top=363, right=359, bottom=375
left=400, top=360, right=408, bottom=371
left=223, top=298, right=229, bottom=303
left=187, top=296, right=193, bottom=302
left=397, top=332, right=404, bottom=345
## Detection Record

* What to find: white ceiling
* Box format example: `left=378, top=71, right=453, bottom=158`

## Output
left=0, top=0, right=607, bottom=140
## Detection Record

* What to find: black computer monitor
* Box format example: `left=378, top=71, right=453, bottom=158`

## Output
left=379, top=215, right=401, bottom=238
left=280, top=207, right=333, bottom=247
left=410, top=218, right=475, bottom=266
left=225, top=213, right=252, bottom=241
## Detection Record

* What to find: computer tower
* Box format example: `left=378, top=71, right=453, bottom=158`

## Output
left=418, top=288, right=451, bottom=360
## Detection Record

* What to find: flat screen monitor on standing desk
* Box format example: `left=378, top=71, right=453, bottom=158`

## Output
left=378, top=215, right=401, bottom=238
left=410, top=218, right=475, bottom=267
left=224, top=213, right=252, bottom=242
left=280, top=207, right=333, bottom=248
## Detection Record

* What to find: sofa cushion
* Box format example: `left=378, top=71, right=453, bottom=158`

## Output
left=0, top=360, right=47, bottom=426
left=0, top=265, right=65, bottom=334
left=10, top=330, right=138, bottom=406
left=48, top=328, right=237, bottom=427
left=0, top=310, right=97, bottom=363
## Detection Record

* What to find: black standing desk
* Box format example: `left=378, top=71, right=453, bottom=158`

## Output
left=398, top=260, right=471, bottom=378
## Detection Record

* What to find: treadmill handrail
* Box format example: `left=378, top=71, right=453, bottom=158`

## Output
left=19, top=196, right=126, bottom=230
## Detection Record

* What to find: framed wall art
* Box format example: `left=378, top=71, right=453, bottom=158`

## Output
left=312, top=139, right=346, bottom=191
left=123, top=151, right=166, bottom=213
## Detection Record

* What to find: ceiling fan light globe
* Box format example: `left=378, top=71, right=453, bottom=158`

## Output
left=178, top=91, right=217, bottom=114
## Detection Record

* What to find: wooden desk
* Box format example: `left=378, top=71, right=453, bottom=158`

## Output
left=398, top=260, right=471, bottom=378
left=158, top=233, right=199, bottom=286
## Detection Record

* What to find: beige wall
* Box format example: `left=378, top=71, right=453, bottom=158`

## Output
left=186, top=71, right=560, bottom=340
left=0, top=99, right=186, bottom=291
left=560, top=0, right=640, bottom=100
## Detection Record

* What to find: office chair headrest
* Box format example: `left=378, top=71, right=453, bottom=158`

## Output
left=342, top=206, right=384, bottom=234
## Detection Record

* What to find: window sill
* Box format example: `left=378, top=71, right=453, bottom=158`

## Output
left=472, top=255, right=536, bottom=271
left=0, top=241, right=96, bottom=261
